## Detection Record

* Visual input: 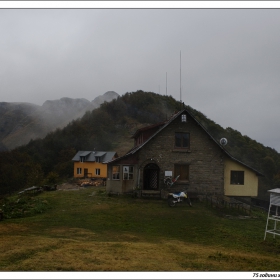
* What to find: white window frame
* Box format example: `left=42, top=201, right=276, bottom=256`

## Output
left=77, top=168, right=82, bottom=175
left=181, top=114, right=187, bottom=122
left=123, top=166, right=134, bottom=180
left=95, top=168, right=101, bottom=176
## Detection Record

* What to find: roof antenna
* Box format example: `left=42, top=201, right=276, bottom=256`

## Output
left=180, top=50, right=182, bottom=109
left=166, top=72, right=167, bottom=96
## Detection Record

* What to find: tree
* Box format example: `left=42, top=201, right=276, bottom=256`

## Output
left=262, top=156, right=276, bottom=180
left=25, top=163, right=44, bottom=187
left=45, top=172, right=59, bottom=185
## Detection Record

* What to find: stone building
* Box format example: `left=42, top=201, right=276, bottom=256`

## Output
left=106, top=108, right=263, bottom=198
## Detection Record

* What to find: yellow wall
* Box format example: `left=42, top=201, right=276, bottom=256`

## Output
left=224, top=158, right=258, bottom=196
left=73, top=162, right=108, bottom=178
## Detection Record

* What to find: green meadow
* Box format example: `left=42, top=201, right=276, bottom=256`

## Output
left=1, top=186, right=280, bottom=271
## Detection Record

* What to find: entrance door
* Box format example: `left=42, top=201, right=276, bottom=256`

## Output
left=84, top=168, right=88, bottom=178
left=143, top=163, right=159, bottom=190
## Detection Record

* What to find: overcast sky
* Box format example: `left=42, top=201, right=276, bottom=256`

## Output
left=1, top=3, right=280, bottom=152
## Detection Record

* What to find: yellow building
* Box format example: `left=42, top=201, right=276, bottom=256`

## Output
left=72, top=151, right=118, bottom=178
left=224, top=157, right=259, bottom=197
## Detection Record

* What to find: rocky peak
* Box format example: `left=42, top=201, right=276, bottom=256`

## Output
left=92, top=91, right=119, bottom=107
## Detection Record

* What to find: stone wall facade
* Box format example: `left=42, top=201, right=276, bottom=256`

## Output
left=136, top=112, right=225, bottom=196
left=107, top=111, right=226, bottom=196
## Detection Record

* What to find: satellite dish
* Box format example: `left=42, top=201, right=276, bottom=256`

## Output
left=220, top=138, right=228, bottom=146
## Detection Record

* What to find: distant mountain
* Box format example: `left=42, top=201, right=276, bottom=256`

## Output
left=40, top=97, right=94, bottom=128
left=92, top=91, right=119, bottom=107
left=0, top=91, right=119, bottom=150
left=0, top=102, right=41, bottom=151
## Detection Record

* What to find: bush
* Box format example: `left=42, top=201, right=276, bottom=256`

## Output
left=1, top=195, right=50, bottom=219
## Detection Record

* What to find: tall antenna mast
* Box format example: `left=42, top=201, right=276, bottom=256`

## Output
left=180, top=50, right=182, bottom=107
left=166, top=72, right=167, bottom=96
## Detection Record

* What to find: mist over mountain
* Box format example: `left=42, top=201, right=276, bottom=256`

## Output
left=40, top=97, right=94, bottom=128
left=91, top=91, right=119, bottom=107
left=0, top=91, right=119, bottom=151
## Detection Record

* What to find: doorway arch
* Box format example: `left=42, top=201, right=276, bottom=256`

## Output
left=143, top=163, right=160, bottom=190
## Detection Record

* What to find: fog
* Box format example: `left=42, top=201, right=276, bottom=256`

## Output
left=1, top=3, right=280, bottom=151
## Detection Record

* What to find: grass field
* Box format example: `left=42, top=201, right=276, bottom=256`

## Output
left=1, top=186, right=280, bottom=272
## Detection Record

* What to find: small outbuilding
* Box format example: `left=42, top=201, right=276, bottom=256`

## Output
left=72, top=151, right=118, bottom=179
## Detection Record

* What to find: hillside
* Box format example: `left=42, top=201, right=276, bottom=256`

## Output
left=0, top=91, right=119, bottom=151
left=0, top=102, right=41, bottom=151
left=0, top=90, right=279, bottom=201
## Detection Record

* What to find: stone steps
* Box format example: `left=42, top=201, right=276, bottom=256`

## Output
left=141, top=190, right=161, bottom=198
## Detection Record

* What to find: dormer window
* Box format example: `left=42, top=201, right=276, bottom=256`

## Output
left=95, top=157, right=101, bottom=163
left=80, top=156, right=86, bottom=162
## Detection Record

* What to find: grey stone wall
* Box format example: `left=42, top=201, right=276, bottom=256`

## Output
left=136, top=113, right=225, bottom=196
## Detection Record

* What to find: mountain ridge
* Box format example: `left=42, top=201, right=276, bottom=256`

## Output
left=0, top=91, right=119, bottom=150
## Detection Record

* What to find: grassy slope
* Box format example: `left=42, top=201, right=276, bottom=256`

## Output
left=1, top=187, right=280, bottom=272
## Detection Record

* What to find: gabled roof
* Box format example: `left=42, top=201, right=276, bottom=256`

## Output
left=107, top=107, right=264, bottom=176
left=72, top=151, right=117, bottom=163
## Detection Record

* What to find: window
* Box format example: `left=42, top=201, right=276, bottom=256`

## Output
left=95, top=157, right=101, bottom=163
left=181, top=114, right=187, bottom=122
left=230, top=171, right=244, bottom=185
left=95, top=168, right=100, bottom=176
left=112, top=166, right=120, bottom=180
left=174, top=164, right=189, bottom=181
left=123, top=166, right=134, bottom=180
left=80, top=156, right=85, bottom=162
left=77, top=168, right=82, bottom=175
left=175, top=132, right=190, bottom=148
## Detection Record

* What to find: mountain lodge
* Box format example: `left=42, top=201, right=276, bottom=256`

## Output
left=105, top=108, right=263, bottom=199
